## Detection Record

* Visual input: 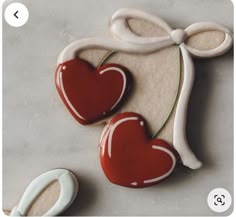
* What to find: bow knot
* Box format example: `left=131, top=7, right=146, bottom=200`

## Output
left=171, top=29, right=186, bottom=45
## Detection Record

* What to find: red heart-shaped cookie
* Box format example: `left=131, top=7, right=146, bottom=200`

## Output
left=99, top=112, right=178, bottom=188
left=55, top=58, right=132, bottom=125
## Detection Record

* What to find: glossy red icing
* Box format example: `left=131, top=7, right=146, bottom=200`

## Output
left=55, top=58, right=132, bottom=125
left=99, top=112, right=178, bottom=188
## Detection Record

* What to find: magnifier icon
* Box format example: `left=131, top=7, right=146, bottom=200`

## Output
left=208, top=188, right=231, bottom=212
left=217, top=197, right=222, bottom=204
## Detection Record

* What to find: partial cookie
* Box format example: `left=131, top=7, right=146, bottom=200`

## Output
left=8, top=169, right=78, bottom=216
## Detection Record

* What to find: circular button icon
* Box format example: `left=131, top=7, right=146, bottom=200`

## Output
left=4, top=2, right=29, bottom=27
left=207, top=188, right=232, bottom=213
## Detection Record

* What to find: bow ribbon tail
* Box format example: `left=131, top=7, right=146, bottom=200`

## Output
left=173, top=44, right=202, bottom=169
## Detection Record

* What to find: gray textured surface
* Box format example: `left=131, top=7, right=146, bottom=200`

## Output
left=2, top=0, right=234, bottom=216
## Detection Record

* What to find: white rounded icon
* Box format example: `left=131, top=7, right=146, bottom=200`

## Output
left=207, top=188, right=232, bottom=213
left=4, top=3, right=29, bottom=27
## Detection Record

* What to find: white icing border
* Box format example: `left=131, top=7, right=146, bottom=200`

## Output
left=173, top=45, right=202, bottom=169
left=10, top=169, right=79, bottom=216
left=57, top=8, right=233, bottom=170
left=57, top=37, right=175, bottom=65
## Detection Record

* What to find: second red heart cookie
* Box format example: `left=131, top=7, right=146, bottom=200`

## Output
left=55, top=58, right=132, bottom=125
left=99, top=112, right=178, bottom=188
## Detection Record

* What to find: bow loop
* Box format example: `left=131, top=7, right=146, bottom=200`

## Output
left=110, top=8, right=233, bottom=58
left=110, top=8, right=175, bottom=50
left=183, top=22, right=233, bottom=57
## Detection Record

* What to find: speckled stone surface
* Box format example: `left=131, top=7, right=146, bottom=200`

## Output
left=2, top=0, right=233, bottom=216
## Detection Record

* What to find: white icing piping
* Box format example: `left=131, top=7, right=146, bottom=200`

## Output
left=57, top=8, right=233, bottom=170
left=10, top=169, right=79, bottom=216
left=185, top=22, right=233, bottom=37
left=173, top=45, right=202, bottom=169
left=184, top=22, right=233, bottom=58
left=110, top=8, right=173, bottom=34
left=99, top=67, right=127, bottom=110
left=57, top=37, right=175, bottom=65
left=107, top=117, right=138, bottom=158
left=100, top=123, right=110, bottom=156
left=185, top=33, right=233, bottom=58
left=143, top=145, right=176, bottom=184
left=59, top=71, right=86, bottom=121
left=110, top=19, right=172, bottom=45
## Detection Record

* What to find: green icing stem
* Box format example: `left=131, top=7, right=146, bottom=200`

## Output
left=97, top=50, right=117, bottom=68
left=152, top=46, right=181, bottom=138
left=97, top=47, right=182, bottom=139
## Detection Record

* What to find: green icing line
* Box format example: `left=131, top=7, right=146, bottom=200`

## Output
left=152, top=46, right=182, bottom=138
left=97, top=47, right=182, bottom=139
left=97, top=50, right=117, bottom=68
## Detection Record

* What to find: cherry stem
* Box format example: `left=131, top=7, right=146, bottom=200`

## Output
left=152, top=46, right=182, bottom=139
left=97, top=47, right=182, bottom=139
left=97, top=50, right=117, bottom=67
